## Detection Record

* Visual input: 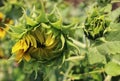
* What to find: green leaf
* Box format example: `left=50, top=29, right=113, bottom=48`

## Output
left=104, top=4, right=112, bottom=13
left=87, top=47, right=106, bottom=64
left=97, top=41, right=120, bottom=54
left=95, top=23, right=120, bottom=55
left=109, top=7, right=120, bottom=22
left=112, top=54, right=120, bottom=65
left=105, top=61, right=120, bottom=76
left=106, top=23, right=120, bottom=41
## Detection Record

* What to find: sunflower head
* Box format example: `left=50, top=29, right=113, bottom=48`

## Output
left=27, top=27, right=63, bottom=62
left=0, top=12, right=13, bottom=39
left=12, top=26, right=65, bottom=63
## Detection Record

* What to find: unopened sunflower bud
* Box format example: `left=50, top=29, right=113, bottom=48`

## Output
left=84, top=8, right=110, bottom=40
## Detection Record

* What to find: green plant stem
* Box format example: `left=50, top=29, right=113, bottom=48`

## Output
left=62, top=63, right=74, bottom=81
left=77, top=69, right=104, bottom=75
left=104, top=75, right=112, bottom=81
left=85, top=36, right=90, bottom=50
left=69, top=68, right=105, bottom=80
left=65, top=56, right=85, bottom=61
left=68, top=37, right=86, bottom=48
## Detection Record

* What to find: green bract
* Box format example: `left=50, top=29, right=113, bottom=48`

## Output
left=84, top=7, right=111, bottom=40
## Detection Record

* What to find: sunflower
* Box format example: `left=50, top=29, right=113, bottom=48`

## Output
left=0, top=12, right=13, bottom=39
left=11, top=24, right=65, bottom=62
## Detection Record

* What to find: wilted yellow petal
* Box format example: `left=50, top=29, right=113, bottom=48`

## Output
left=23, top=38, right=29, bottom=52
left=0, top=28, right=6, bottom=38
left=23, top=53, right=31, bottom=62
left=45, top=34, right=55, bottom=46
left=15, top=50, right=24, bottom=62
left=25, top=35, right=30, bottom=46
left=12, top=38, right=29, bottom=53
left=46, top=40, right=58, bottom=49
left=9, top=20, right=14, bottom=25
left=0, top=12, right=4, bottom=19
left=12, top=40, right=22, bottom=53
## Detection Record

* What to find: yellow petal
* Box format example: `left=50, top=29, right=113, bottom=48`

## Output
left=12, top=40, right=22, bottom=53
left=9, top=20, right=14, bottom=25
left=23, top=53, right=31, bottom=62
left=0, top=12, right=4, bottom=19
left=15, top=50, right=24, bottom=62
left=0, top=28, right=6, bottom=38
left=25, top=35, right=30, bottom=46
left=23, top=38, right=29, bottom=52
left=12, top=39, right=29, bottom=53
left=46, top=40, right=58, bottom=49
left=45, top=34, right=55, bottom=46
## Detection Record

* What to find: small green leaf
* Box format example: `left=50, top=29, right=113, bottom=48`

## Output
left=48, top=6, right=62, bottom=29
left=106, top=23, right=120, bottom=41
left=26, top=15, right=37, bottom=26
left=109, top=7, right=120, bottom=22
left=36, top=10, right=48, bottom=23
left=87, top=47, right=106, bottom=64
left=105, top=61, right=120, bottom=76
left=112, top=54, right=120, bottom=65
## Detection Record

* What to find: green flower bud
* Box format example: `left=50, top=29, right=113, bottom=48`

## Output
left=84, top=8, right=110, bottom=40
